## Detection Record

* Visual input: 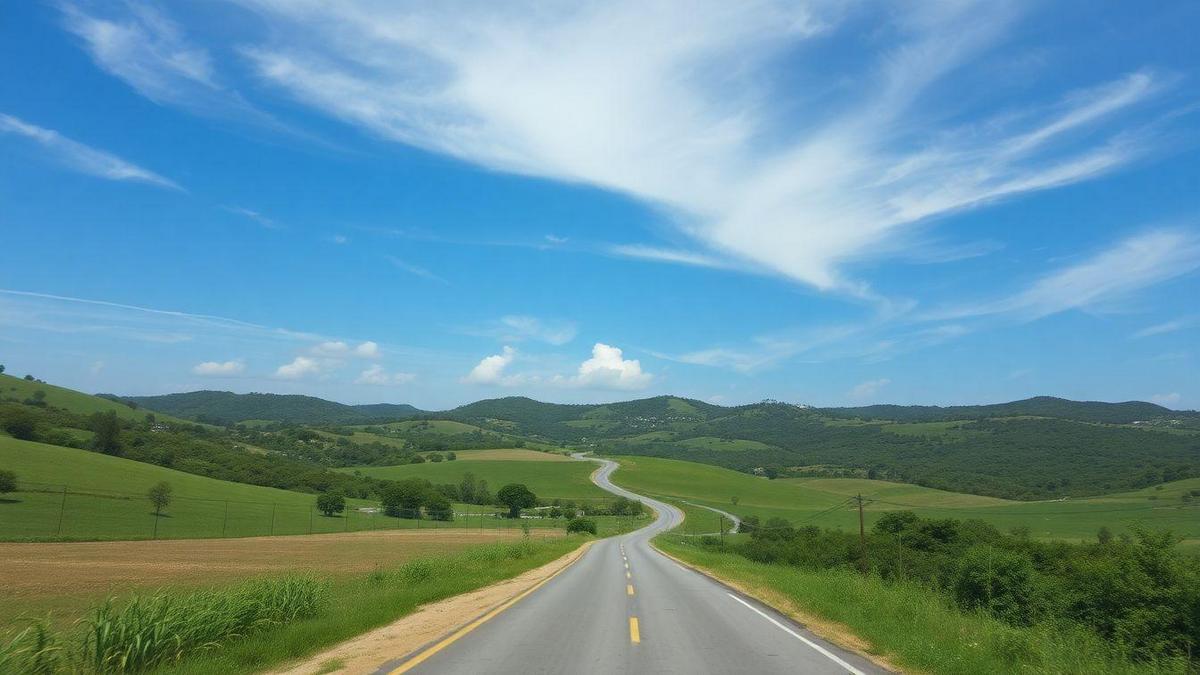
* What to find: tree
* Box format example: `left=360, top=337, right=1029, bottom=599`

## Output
left=381, top=478, right=428, bottom=518
left=566, top=517, right=597, bottom=535
left=459, top=472, right=477, bottom=504
left=148, top=481, right=172, bottom=516
left=0, top=364, right=5, bottom=374
left=90, top=411, right=123, bottom=456
left=446, top=452, right=457, bottom=461
left=423, top=492, right=453, bottom=521
left=317, top=492, right=346, bottom=517
left=476, top=479, right=492, bottom=505
left=1, top=407, right=38, bottom=441
left=0, top=469, right=16, bottom=495
left=496, top=483, right=537, bottom=518
left=429, top=452, right=444, bottom=463
left=1097, top=526, right=1114, bottom=545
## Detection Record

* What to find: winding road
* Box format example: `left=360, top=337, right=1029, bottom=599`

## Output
left=386, top=455, right=885, bottom=674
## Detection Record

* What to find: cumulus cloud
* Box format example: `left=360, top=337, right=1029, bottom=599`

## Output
left=311, top=340, right=380, bottom=358
left=848, top=378, right=891, bottom=401
left=355, top=364, right=415, bottom=385
left=563, top=343, right=652, bottom=391
left=274, top=356, right=322, bottom=379
left=232, top=2, right=1169, bottom=294
left=463, top=346, right=517, bottom=385
left=192, top=359, right=245, bottom=376
left=0, top=113, right=181, bottom=190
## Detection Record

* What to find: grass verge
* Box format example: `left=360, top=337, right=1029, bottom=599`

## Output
left=656, top=536, right=1190, bottom=674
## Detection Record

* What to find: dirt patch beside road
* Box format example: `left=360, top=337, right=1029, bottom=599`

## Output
left=0, top=529, right=524, bottom=628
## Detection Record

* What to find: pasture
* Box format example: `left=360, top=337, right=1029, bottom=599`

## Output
left=345, top=457, right=609, bottom=501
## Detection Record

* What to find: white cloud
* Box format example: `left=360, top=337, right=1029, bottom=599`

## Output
left=355, top=341, right=381, bottom=358
left=608, top=245, right=731, bottom=270
left=192, top=359, right=245, bottom=376
left=310, top=340, right=380, bottom=358
left=565, top=343, right=652, bottom=391
left=1132, top=318, right=1192, bottom=339
left=386, top=256, right=448, bottom=284
left=463, top=346, right=517, bottom=385
left=1150, top=392, right=1181, bottom=406
left=274, top=356, right=322, bottom=379
left=233, top=2, right=1168, bottom=294
left=930, top=229, right=1200, bottom=321
left=0, top=113, right=181, bottom=190
left=848, top=378, right=891, bottom=401
left=355, top=364, right=415, bottom=385
left=489, top=316, right=577, bottom=346
left=224, top=206, right=280, bottom=229
left=330, top=234, right=348, bottom=244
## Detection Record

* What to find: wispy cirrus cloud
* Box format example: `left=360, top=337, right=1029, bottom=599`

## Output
left=1132, top=317, right=1194, bottom=339
left=464, top=315, right=578, bottom=346
left=0, top=113, right=181, bottom=190
left=224, top=206, right=281, bottom=229
left=228, top=1, right=1173, bottom=296
left=385, top=256, right=448, bottom=284
left=928, top=229, right=1200, bottom=322
left=59, top=2, right=282, bottom=129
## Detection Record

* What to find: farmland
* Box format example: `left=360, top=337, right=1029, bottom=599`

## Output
left=0, top=529, right=529, bottom=631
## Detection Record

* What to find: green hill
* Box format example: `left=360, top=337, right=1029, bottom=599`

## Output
left=123, top=390, right=425, bottom=425
left=1, top=374, right=194, bottom=426
left=820, top=395, right=1196, bottom=425
left=343, top=458, right=608, bottom=501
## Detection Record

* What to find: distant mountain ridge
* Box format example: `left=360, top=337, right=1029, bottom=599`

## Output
left=820, top=396, right=1191, bottom=425
left=121, top=390, right=426, bottom=425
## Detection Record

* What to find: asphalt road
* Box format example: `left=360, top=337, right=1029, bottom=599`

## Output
left=390, top=455, right=885, bottom=675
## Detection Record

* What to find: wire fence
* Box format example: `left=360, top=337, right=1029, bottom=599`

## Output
left=0, top=481, right=647, bottom=542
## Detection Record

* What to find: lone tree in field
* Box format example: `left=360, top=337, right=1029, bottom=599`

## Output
left=496, top=483, right=537, bottom=519
left=317, top=492, right=346, bottom=517
left=148, top=481, right=172, bottom=517
left=381, top=478, right=428, bottom=518
left=0, top=469, right=16, bottom=496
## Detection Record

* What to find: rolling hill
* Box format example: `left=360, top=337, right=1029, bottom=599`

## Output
left=120, top=390, right=426, bottom=425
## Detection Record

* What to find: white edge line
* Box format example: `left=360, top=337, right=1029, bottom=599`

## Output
left=727, top=593, right=865, bottom=675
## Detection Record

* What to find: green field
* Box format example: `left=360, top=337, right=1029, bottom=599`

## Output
left=357, top=419, right=487, bottom=435
left=608, top=456, right=1200, bottom=550
left=343, top=457, right=609, bottom=501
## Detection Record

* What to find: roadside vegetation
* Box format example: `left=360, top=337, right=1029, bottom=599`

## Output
left=661, top=511, right=1199, bottom=673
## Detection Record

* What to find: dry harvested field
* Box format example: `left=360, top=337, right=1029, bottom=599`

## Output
left=0, top=529, right=531, bottom=629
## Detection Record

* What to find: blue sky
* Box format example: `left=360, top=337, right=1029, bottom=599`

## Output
left=1, top=1, right=1198, bottom=410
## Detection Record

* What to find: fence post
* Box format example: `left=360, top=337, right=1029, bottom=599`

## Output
left=309, top=506, right=313, bottom=535
left=221, top=501, right=229, bottom=538
left=270, top=502, right=276, bottom=536
left=56, top=485, right=68, bottom=536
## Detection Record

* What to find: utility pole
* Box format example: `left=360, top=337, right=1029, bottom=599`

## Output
left=719, top=515, right=726, bottom=544
left=56, top=485, right=68, bottom=536
left=854, top=494, right=869, bottom=574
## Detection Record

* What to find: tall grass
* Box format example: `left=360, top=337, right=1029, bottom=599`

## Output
left=0, top=577, right=328, bottom=674
left=659, top=537, right=1193, bottom=674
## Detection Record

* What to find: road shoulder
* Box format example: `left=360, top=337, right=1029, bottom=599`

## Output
left=651, top=542, right=903, bottom=674
left=270, top=541, right=593, bottom=675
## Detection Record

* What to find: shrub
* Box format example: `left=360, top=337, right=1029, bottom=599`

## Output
left=952, top=545, right=1041, bottom=626
left=566, top=517, right=597, bottom=535
left=0, top=407, right=38, bottom=441
left=0, top=469, right=16, bottom=496
left=423, top=492, right=454, bottom=521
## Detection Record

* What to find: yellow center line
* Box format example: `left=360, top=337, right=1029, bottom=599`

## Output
left=627, top=584, right=635, bottom=596
left=626, top=571, right=631, bottom=579
left=629, top=616, right=641, bottom=644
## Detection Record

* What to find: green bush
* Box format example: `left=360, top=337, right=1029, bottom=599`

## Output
left=566, top=517, right=597, bottom=535
left=952, top=545, right=1041, bottom=626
